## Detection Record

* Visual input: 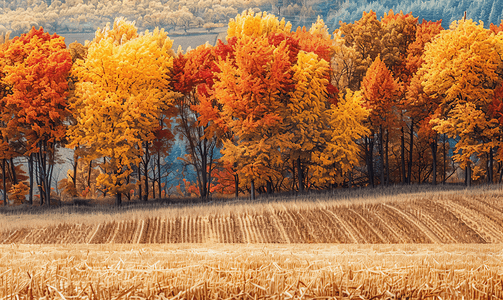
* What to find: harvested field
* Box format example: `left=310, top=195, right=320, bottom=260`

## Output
left=1, top=186, right=503, bottom=244
left=1, top=244, right=502, bottom=299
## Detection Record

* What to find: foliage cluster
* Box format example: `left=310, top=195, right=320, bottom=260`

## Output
left=2, top=9, right=503, bottom=206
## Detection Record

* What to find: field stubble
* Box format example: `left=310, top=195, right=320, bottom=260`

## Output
left=1, top=186, right=503, bottom=299
left=2, top=186, right=503, bottom=244
left=1, top=244, right=502, bottom=299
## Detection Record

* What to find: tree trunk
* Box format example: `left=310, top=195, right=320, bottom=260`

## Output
left=348, top=169, right=352, bottom=189
left=9, top=157, right=17, bottom=185
left=431, top=138, right=437, bottom=185
left=72, top=148, right=78, bottom=196
left=28, top=153, right=33, bottom=205
left=234, top=174, right=239, bottom=198
left=292, top=160, right=296, bottom=191
left=138, top=164, right=142, bottom=201
left=488, top=147, right=494, bottom=184
left=144, top=142, right=149, bottom=201
left=366, top=136, right=375, bottom=187
left=401, top=127, right=406, bottom=184
left=465, top=164, right=471, bottom=187
left=379, top=125, right=384, bottom=186
left=385, top=129, right=389, bottom=186
left=157, top=152, right=162, bottom=198
left=407, top=121, right=414, bottom=184
left=116, top=192, right=122, bottom=206
left=37, top=141, right=50, bottom=207
left=2, top=159, right=6, bottom=206
left=250, top=180, right=255, bottom=200
left=87, top=160, right=93, bottom=190
left=443, top=134, right=446, bottom=184
left=297, top=157, right=304, bottom=192
left=266, top=180, right=272, bottom=194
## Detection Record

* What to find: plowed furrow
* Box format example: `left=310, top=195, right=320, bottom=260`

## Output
left=288, top=210, right=313, bottom=243
left=150, top=217, right=159, bottom=243
left=270, top=210, right=291, bottom=243
left=187, top=216, right=192, bottom=243
left=279, top=209, right=303, bottom=243
left=263, top=211, right=284, bottom=243
left=325, top=208, right=358, bottom=243
left=357, top=205, right=401, bottom=243
left=184, top=216, right=189, bottom=243
left=29, top=228, right=46, bottom=244
left=330, top=207, right=367, bottom=243
left=208, top=216, right=216, bottom=243
left=378, top=204, right=431, bottom=244
left=341, top=208, right=372, bottom=243
left=230, top=214, right=243, bottom=243
left=214, top=216, right=222, bottom=243
left=310, top=208, right=337, bottom=243
left=3, top=228, right=29, bottom=244
left=166, top=218, right=173, bottom=243
left=318, top=208, right=352, bottom=243
left=160, top=219, right=167, bottom=243
left=244, top=214, right=257, bottom=243
left=300, top=209, right=328, bottom=243
left=414, top=199, right=485, bottom=243
left=125, top=220, right=138, bottom=243
left=238, top=214, right=250, bottom=243
left=441, top=199, right=503, bottom=243
left=87, top=223, right=102, bottom=244
left=348, top=207, right=386, bottom=243
left=252, top=214, right=265, bottom=243
left=174, top=217, right=182, bottom=243
left=456, top=197, right=503, bottom=234
left=391, top=201, right=446, bottom=243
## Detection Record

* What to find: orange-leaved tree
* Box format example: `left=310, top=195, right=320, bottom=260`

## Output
left=69, top=18, right=179, bottom=205
left=338, top=10, right=384, bottom=91
left=172, top=43, right=219, bottom=200
left=361, top=55, right=401, bottom=186
left=404, top=20, right=443, bottom=184
left=215, top=33, right=293, bottom=197
left=422, top=19, right=503, bottom=185
left=0, top=26, right=72, bottom=205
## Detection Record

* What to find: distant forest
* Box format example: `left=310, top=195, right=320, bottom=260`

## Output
left=0, top=0, right=501, bottom=37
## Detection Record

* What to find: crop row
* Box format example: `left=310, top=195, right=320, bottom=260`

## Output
left=2, top=194, right=503, bottom=244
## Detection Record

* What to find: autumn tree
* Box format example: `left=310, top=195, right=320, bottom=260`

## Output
left=64, top=41, right=89, bottom=198
left=421, top=19, right=503, bottom=185
left=172, top=43, right=219, bottom=200
left=0, top=27, right=72, bottom=205
left=379, top=10, right=419, bottom=185
left=405, top=20, right=443, bottom=184
left=215, top=33, right=293, bottom=197
left=69, top=18, right=179, bottom=205
left=361, top=55, right=401, bottom=186
left=0, top=33, right=11, bottom=206
left=317, top=89, right=369, bottom=187
left=203, top=11, right=296, bottom=198
left=338, top=10, right=384, bottom=91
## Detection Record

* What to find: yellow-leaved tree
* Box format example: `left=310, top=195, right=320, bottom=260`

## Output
left=285, top=50, right=331, bottom=191
left=69, top=18, right=179, bottom=205
left=421, top=19, right=503, bottom=185
left=317, top=89, right=369, bottom=186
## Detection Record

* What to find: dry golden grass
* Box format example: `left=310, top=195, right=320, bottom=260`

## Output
left=1, top=244, right=502, bottom=299
left=1, top=186, right=503, bottom=299
left=1, top=185, right=503, bottom=244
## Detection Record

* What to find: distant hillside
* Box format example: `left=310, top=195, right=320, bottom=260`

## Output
left=326, top=0, right=502, bottom=30
left=1, top=0, right=501, bottom=38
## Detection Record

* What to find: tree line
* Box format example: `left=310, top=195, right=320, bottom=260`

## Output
left=2, top=10, right=503, bottom=206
